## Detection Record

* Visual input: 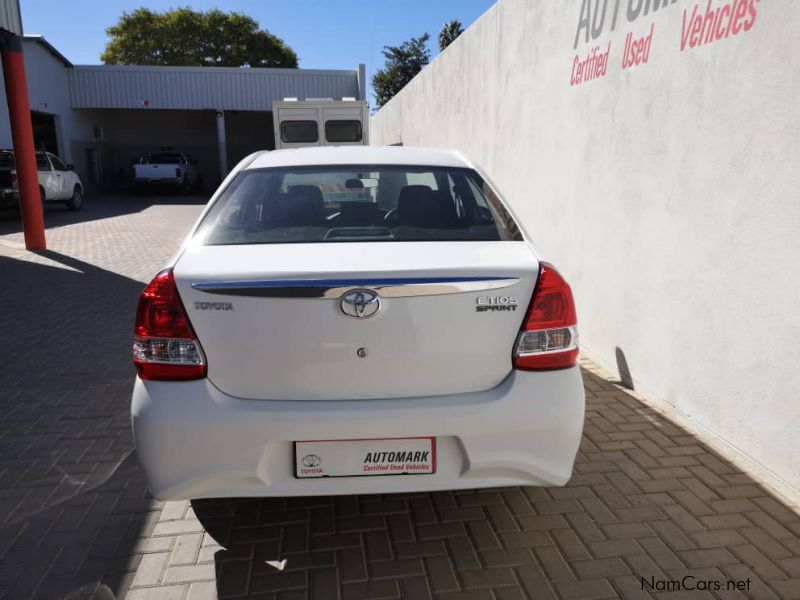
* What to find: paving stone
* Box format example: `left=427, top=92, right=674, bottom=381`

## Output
left=131, top=552, right=170, bottom=588
left=3, top=202, right=799, bottom=600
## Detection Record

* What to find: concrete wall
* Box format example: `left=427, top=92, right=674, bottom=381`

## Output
left=372, top=0, right=800, bottom=502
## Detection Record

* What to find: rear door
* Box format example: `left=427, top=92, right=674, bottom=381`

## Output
left=276, top=107, right=321, bottom=149
left=47, top=154, right=70, bottom=199
left=36, top=153, right=59, bottom=200
left=322, top=107, right=364, bottom=146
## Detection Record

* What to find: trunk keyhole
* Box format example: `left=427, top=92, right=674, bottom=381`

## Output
left=356, top=347, right=368, bottom=358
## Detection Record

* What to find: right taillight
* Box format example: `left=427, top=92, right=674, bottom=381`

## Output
left=133, top=268, right=206, bottom=381
left=513, top=262, right=579, bottom=371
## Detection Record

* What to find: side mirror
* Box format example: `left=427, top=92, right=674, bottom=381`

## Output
left=66, top=164, right=74, bottom=171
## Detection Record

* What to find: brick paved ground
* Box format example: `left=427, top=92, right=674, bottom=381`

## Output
left=1, top=196, right=799, bottom=600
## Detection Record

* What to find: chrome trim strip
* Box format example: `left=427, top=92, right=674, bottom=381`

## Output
left=192, top=277, right=521, bottom=298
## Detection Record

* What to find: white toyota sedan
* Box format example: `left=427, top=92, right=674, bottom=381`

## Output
left=131, top=146, right=585, bottom=500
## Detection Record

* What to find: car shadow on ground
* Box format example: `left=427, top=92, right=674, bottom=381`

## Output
left=0, top=192, right=208, bottom=235
left=0, top=251, right=161, bottom=599
left=190, top=366, right=800, bottom=599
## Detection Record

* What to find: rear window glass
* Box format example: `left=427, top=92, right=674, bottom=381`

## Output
left=36, top=154, right=50, bottom=170
left=0, top=152, right=14, bottom=168
left=281, top=121, right=318, bottom=144
left=143, top=153, right=183, bottom=164
left=195, top=165, right=523, bottom=245
left=325, top=120, right=362, bottom=143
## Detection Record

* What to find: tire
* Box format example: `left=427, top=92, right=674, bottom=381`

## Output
left=66, top=185, right=84, bottom=211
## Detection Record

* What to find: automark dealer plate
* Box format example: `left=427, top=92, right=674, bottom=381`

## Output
left=294, top=437, right=436, bottom=478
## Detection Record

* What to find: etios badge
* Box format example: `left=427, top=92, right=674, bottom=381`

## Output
left=340, top=289, right=381, bottom=319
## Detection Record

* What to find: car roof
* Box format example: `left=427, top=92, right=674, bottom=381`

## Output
left=246, top=146, right=472, bottom=170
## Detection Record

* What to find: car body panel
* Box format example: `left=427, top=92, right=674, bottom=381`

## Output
left=175, top=241, right=538, bottom=400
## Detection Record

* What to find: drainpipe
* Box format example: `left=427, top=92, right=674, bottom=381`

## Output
left=1, top=32, right=45, bottom=250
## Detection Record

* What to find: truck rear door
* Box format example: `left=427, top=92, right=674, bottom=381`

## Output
left=322, top=107, right=366, bottom=146
left=276, top=108, right=321, bottom=149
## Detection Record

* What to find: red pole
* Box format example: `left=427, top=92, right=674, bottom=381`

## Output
left=1, top=39, right=46, bottom=250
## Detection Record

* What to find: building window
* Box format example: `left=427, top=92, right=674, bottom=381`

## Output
left=325, top=120, right=362, bottom=143
left=281, top=121, right=319, bottom=143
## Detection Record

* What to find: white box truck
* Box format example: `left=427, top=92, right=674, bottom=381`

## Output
left=273, top=99, right=369, bottom=149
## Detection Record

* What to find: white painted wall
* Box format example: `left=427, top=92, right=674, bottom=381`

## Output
left=372, top=0, right=800, bottom=502
left=0, top=39, right=94, bottom=162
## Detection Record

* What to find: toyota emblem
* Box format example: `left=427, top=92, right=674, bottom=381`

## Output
left=301, top=454, right=321, bottom=468
left=340, top=289, right=381, bottom=319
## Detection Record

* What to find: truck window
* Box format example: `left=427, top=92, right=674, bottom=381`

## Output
left=49, top=154, right=68, bottom=171
left=281, top=121, right=318, bottom=144
left=36, top=154, right=50, bottom=171
left=325, top=120, right=362, bottom=143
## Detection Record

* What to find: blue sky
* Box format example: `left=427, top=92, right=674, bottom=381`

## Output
left=20, top=0, right=496, bottom=104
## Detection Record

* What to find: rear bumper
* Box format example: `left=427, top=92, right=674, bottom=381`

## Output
left=132, top=368, right=585, bottom=500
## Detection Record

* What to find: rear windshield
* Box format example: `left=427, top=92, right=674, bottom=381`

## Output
left=0, top=152, right=14, bottom=168
left=196, top=165, right=522, bottom=245
left=143, top=153, right=182, bottom=164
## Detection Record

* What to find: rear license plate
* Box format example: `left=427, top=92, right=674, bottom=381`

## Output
left=294, top=437, right=436, bottom=478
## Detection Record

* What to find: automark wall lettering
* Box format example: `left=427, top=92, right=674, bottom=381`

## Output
left=571, top=0, right=762, bottom=86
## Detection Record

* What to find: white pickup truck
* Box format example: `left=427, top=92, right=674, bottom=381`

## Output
left=134, top=152, right=200, bottom=192
left=0, top=149, right=84, bottom=211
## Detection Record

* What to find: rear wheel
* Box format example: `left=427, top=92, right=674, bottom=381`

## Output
left=66, top=185, right=84, bottom=211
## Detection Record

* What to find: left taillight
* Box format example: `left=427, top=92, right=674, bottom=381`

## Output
left=133, top=268, right=206, bottom=381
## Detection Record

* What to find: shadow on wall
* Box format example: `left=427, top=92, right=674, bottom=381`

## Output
left=615, top=346, right=634, bottom=390
left=0, top=251, right=157, bottom=599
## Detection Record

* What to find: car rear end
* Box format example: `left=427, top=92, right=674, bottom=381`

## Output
left=131, top=148, right=585, bottom=500
left=134, top=153, right=185, bottom=186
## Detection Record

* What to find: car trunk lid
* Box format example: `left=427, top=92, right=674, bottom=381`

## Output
left=173, top=241, right=538, bottom=400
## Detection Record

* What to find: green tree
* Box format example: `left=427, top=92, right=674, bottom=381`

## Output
left=101, top=7, right=298, bottom=68
left=371, top=34, right=431, bottom=108
left=438, top=20, right=464, bottom=51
